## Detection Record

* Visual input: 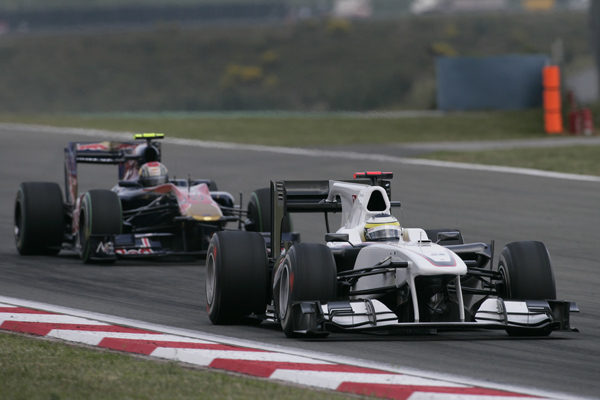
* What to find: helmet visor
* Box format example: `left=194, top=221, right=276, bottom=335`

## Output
left=365, top=226, right=401, bottom=241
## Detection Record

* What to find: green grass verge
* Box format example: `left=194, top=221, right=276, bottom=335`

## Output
left=3, top=111, right=599, bottom=176
left=0, top=110, right=547, bottom=145
left=422, top=145, right=600, bottom=176
left=0, top=332, right=356, bottom=400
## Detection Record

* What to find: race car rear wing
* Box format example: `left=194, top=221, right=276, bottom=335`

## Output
left=64, top=134, right=163, bottom=205
left=269, top=172, right=397, bottom=260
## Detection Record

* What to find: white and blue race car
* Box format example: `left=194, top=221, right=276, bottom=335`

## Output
left=205, top=172, right=578, bottom=337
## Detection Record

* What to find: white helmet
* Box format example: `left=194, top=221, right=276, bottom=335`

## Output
left=364, top=214, right=401, bottom=242
left=139, top=162, right=168, bottom=187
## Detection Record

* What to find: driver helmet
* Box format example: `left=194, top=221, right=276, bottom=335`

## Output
left=139, top=162, right=168, bottom=187
left=364, top=214, right=401, bottom=242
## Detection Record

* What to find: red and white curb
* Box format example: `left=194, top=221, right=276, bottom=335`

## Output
left=0, top=297, right=579, bottom=400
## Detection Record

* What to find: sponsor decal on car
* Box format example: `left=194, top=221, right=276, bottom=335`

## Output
left=76, top=142, right=109, bottom=151
left=96, top=241, right=115, bottom=255
left=115, top=248, right=154, bottom=255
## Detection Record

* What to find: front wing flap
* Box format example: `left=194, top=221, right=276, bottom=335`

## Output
left=286, top=297, right=578, bottom=335
left=86, top=233, right=207, bottom=260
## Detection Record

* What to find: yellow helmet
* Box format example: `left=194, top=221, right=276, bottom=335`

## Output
left=364, top=214, right=400, bottom=242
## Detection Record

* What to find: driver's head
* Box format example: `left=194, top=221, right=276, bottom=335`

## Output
left=364, top=214, right=401, bottom=242
left=139, top=162, right=168, bottom=187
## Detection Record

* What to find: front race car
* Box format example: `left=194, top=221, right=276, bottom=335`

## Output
left=204, top=172, right=579, bottom=338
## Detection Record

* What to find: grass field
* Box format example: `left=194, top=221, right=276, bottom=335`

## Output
left=2, top=111, right=599, bottom=176
left=0, top=332, right=356, bottom=400
left=424, top=145, right=600, bottom=176
left=0, top=110, right=548, bottom=145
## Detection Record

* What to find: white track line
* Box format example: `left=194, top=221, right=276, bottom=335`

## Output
left=0, top=313, right=109, bottom=325
left=151, top=347, right=328, bottom=365
left=0, top=296, right=592, bottom=400
left=49, top=331, right=211, bottom=346
left=3, top=122, right=599, bottom=183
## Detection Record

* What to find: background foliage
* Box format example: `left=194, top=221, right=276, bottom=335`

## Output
left=0, top=11, right=589, bottom=112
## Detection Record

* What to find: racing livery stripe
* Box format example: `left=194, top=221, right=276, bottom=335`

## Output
left=0, top=301, right=557, bottom=400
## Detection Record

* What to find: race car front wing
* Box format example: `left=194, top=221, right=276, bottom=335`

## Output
left=282, top=297, right=578, bottom=336
left=85, top=232, right=208, bottom=261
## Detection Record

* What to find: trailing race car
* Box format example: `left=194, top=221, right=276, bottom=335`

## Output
left=205, top=171, right=578, bottom=337
left=14, top=133, right=278, bottom=263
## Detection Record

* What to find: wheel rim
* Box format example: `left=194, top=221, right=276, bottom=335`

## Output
left=206, top=251, right=216, bottom=306
left=279, top=262, right=290, bottom=320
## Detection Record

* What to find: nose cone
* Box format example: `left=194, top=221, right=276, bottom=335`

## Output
left=185, top=184, right=223, bottom=221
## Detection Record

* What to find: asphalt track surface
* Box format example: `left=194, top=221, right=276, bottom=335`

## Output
left=1, top=126, right=599, bottom=399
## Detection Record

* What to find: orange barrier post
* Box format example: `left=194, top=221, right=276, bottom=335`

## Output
left=542, top=65, right=563, bottom=134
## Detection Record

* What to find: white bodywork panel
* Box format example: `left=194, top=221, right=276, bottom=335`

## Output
left=321, top=299, right=399, bottom=328
left=327, top=180, right=390, bottom=244
left=317, top=298, right=554, bottom=331
left=325, top=180, right=467, bottom=320
left=475, top=298, right=552, bottom=326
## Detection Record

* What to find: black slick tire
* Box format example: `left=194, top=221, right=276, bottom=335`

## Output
left=246, top=187, right=291, bottom=233
left=205, top=231, right=268, bottom=324
left=497, top=241, right=556, bottom=336
left=274, top=243, right=337, bottom=337
left=79, top=190, right=122, bottom=263
left=14, top=182, right=64, bottom=255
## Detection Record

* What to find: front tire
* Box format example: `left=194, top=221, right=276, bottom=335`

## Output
left=14, top=182, right=64, bottom=255
left=274, top=243, right=337, bottom=337
left=205, top=231, right=268, bottom=324
left=79, top=190, right=122, bottom=263
left=497, top=241, right=556, bottom=336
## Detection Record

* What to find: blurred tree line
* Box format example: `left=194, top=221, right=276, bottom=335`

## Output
left=0, top=11, right=592, bottom=112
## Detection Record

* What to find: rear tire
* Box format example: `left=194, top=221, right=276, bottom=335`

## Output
left=205, top=231, right=268, bottom=324
left=14, top=182, right=64, bottom=255
left=497, top=241, right=556, bottom=336
left=274, top=243, right=337, bottom=337
left=246, top=188, right=291, bottom=233
left=79, top=190, right=122, bottom=263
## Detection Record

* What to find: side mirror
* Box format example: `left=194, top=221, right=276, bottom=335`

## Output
left=436, top=231, right=461, bottom=243
left=325, top=233, right=349, bottom=242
